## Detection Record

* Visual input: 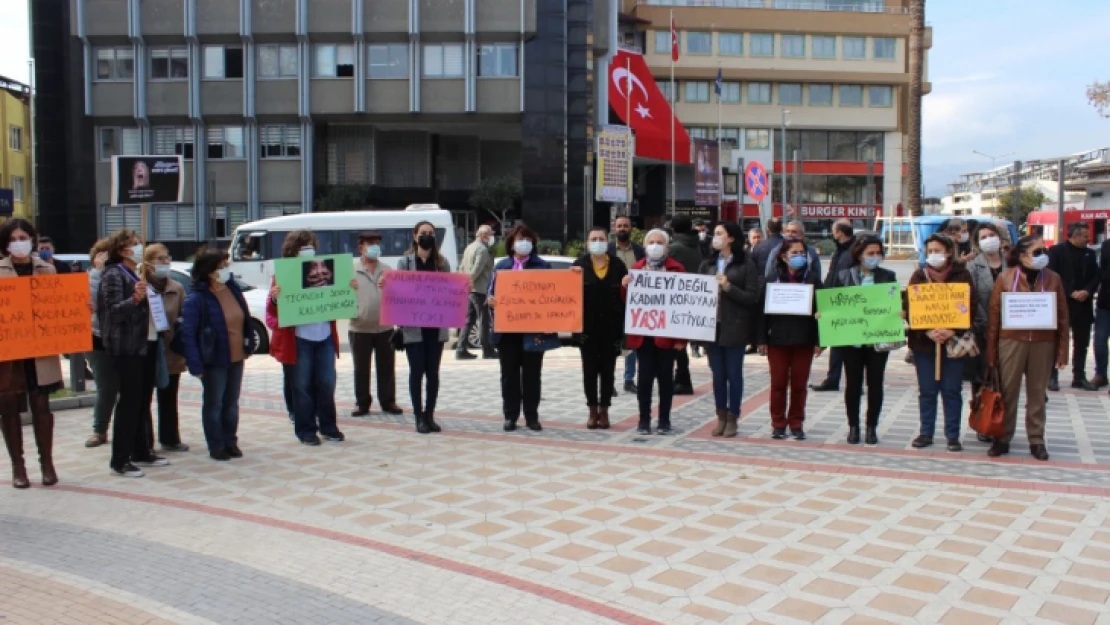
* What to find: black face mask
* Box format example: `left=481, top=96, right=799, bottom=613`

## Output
left=417, top=235, right=435, bottom=250
left=616, top=232, right=631, bottom=242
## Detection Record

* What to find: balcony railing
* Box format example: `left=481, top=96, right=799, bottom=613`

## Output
left=634, top=0, right=907, bottom=13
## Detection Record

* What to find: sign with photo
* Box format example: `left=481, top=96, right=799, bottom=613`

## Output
left=596, top=125, right=633, bottom=203
left=693, top=138, right=720, bottom=207
left=110, top=155, right=185, bottom=206
left=274, top=254, right=357, bottom=327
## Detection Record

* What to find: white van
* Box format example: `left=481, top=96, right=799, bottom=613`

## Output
left=228, top=205, right=459, bottom=289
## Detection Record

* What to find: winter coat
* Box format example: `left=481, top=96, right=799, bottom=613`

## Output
left=181, top=279, right=257, bottom=376
left=98, top=261, right=152, bottom=357
left=668, top=232, right=704, bottom=277
left=487, top=253, right=554, bottom=345
left=152, top=277, right=187, bottom=375
left=904, top=264, right=982, bottom=354
left=698, top=252, right=763, bottom=348
left=757, top=265, right=821, bottom=347
left=987, top=267, right=1070, bottom=367
left=572, top=253, right=627, bottom=347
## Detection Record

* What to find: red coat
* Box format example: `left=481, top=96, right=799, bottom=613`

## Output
left=265, top=278, right=341, bottom=366
left=624, top=256, right=689, bottom=351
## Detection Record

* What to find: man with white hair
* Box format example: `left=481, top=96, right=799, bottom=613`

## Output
left=456, top=225, right=497, bottom=360
left=762, top=220, right=822, bottom=280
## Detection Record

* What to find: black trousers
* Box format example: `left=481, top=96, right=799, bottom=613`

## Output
left=674, top=346, right=692, bottom=387
left=110, top=344, right=157, bottom=469
left=458, top=293, right=495, bottom=355
left=349, top=330, right=397, bottom=410
left=143, top=372, right=182, bottom=450
left=404, top=330, right=444, bottom=415
left=580, top=339, right=618, bottom=407
left=842, top=347, right=889, bottom=428
left=498, top=334, right=544, bottom=422
left=637, top=341, right=676, bottom=429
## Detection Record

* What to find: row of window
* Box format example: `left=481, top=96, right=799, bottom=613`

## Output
left=655, top=32, right=896, bottom=61
left=662, top=81, right=893, bottom=108
left=680, top=128, right=884, bottom=161
left=8, top=126, right=22, bottom=152
left=95, top=43, right=519, bottom=81
left=769, top=174, right=884, bottom=205
left=98, top=125, right=302, bottom=161
left=103, top=203, right=301, bottom=240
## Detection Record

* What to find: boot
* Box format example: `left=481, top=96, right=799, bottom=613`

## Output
left=711, top=409, right=727, bottom=437
left=415, top=412, right=431, bottom=435
left=598, top=407, right=610, bottom=430
left=426, top=410, right=441, bottom=433
left=587, top=406, right=599, bottom=430
left=846, top=426, right=860, bottom=445
left=31, top=403, right=58, bottom=487
left=1, top=414, right=29, bottom=489
left=722, top=413, right=738, bottom=438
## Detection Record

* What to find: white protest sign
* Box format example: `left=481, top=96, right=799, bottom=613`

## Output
left=764, top=283, right=813, bottom=316
left=624, top=270, right=718, bottom=342
left=147, top=287, right=170, bottom=332
left=1001, top=292, right=1057, bottom=330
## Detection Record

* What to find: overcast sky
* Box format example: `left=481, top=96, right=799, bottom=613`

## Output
left=2, top=1, right=1109, bottom=200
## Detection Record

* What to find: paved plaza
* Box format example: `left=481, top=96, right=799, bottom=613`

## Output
left=3, top=348, right=1110, bottom=624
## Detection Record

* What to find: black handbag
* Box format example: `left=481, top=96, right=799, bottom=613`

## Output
left=391, top=328, right=405, bottom=352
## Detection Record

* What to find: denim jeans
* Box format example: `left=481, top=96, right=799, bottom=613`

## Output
left=200, top=362, right=244, bottom=453
left=913, top=348, right=965, bottom=441
left=624, top=350, right=637, bottom=383
left=293, top=337, right=339, bottom=441
left=1094, top=308, right=1110, bottom=379
left=705, top=344, right=745, bottom=416
left=87, top=345, right=119, bottom=435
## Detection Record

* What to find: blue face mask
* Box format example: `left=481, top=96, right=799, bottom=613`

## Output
left=37, top=249, right=53, bottom=261
left=788, top=255, right=808, bottom=270
left=862, top=256, right=882, bottom=270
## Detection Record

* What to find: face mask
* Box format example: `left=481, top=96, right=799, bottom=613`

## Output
left=862, top=256, right=882, bottom=270
left=363, top=244, right=381, bottom=260
left=298, top=247, right=315, bottom=257
left=958, top=232, right=970, bottom=243
left=513, top=239, right=533, bottom=256
left=926, top=253, right=948, bottom=269
left=484, top=237, right=494, bottom=248
left=978, top=236, right=1000, bottom=253
left=417, top=235, right=436, bottom=251
left=217, top=268, right=232, bottom=283
left=646, top=243, right=666, bottom=260
left=1029, top=254, right=1049, bottom=271
left=788, top=255, right=808, bottom=270
left=616, top=232, right=631, bottom=243
left=711, top=235, right=725, bottom=250
left=153, top=264, right=171, bottom=279
left=130, top=244, right=144, bottom=261
left=7, top=240, right=32, bottom=257
left=588, top=241, right=608, bottom=256
left=38, top=249, right=53, bottom=261
left=698, top=231, right=706, bottom=241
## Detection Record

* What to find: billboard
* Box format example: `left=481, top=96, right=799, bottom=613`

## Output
left=596, top=125, right=633, bottom=203
left=0, top=188, right=12, bottom=216
left=694, top=138, right=720, bottom=207
left=110, top=155, right=184, bottom=206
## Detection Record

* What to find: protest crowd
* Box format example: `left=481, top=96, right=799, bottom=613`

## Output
left=1, top=211, right=1091, bottom=488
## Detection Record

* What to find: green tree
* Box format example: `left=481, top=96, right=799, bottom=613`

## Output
left=1088, top=81, right=1110, bottom=118
left=469, top=176, right=522, bottom=226
left=995, top=187, right=1048, bottom=224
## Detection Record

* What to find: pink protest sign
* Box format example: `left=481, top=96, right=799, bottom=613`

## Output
left=379, top=271, right=471, bottom=329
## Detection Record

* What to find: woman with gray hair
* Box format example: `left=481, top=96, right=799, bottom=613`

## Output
left=621, top=229, right=688, bottom=435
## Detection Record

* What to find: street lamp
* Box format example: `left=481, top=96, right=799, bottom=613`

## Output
left=972, top=150, right=1015, bottom=214
left=780, top=109, right=791, bottom=215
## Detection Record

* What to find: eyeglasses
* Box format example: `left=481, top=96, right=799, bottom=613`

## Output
left=1031, top=248, right=1048, bottom=257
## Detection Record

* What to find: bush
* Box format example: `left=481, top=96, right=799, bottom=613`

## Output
left=813, top=239, right=837, bottom=256
left=631, top=228, right=646, bottom=245
left=490, top=240, right=507, bottom=258
left=538, top=239, right=562, bottom=255
left=565, top=240, right=585, bottom=259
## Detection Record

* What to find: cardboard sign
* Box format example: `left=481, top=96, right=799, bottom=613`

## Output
left=764, top=283, right=814, bottom=316
left=493, top=270, right=583, bottom=333
left=0, top=274, right=93, bottom=361
left=624, top=270, right=718, bottom=342
left=147, top=287, right=170, bottom=331
left=274, top=254, right=357, bottom=327
left=907, top=282, right=971, bottom=330
left=1001, top=292, right=1057, bottom=330
left=816, top=283, right=905, bottom=347
left=110, top=155, right=184, bottom=206
left=380, top=271, right=470, bottom=329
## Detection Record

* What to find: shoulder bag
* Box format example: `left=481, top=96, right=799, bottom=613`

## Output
left=968, top=366, right=1006, bottom=439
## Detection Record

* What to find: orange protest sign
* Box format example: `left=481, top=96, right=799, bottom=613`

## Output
left=493, top=270, right=583, bottom=333
left=0, top=274, right=92, bottom=361
left=907, top=282, right=971, bottom=330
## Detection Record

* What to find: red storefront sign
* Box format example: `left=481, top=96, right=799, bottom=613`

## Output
left=799, top=205, right=878, bottom=219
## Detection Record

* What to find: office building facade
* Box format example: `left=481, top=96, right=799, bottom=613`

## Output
left=0, top=77, right=32, bottom=220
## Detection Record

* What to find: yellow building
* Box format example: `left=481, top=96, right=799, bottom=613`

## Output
left=0, top=76, right=32, bottom=220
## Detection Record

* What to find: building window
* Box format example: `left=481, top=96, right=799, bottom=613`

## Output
left=809, top=83, right=833, bottom=106
left=8, top=126, right=21, bottom=152
left=313, top=44, right=355, bottom=78
left=368, top=44, right=409, bottom=79
left=95, top=47, right=134, bottom=81
left=719, top=33, right=742, bottom=56
left=658, top=80, right=675, bottom=102
left=98, top=127, right=142, bottom=160
left=869, top=85, right=893, bottom=107
left=153, top=205, right=198, bottom=241
left=843, top=37, right=866, bottom=60
left=260, top=125, right=302, bottom=158
left=654, top=31, right=669, bottom=54
left=873, top=37, right=896, bottom=60
left=150, top=47, right=189, bottom=79
left=207, top=126, right=245, bottom=160
left=688, top=127, right=710, bottom=139
left=719, top=82, right=741, bottom=103
left=203, top=45, right=244, bottom=79
left=746, top=129, right=770, bottom=150
left=258, top=44, right=298, bottom=79
left=684, top=81, right=710, bottom=103
left=102, top=205, right=143, bottom=236
left=801, top=130, right=828, bottom=160
left=781, top=35, right=805, bottom=58
left=262, top=204, right=302, bottom=219
left=778, top=83, right=802, bottom=105
left=153, top=126, right=195, bottom=160
left=686, top=32, right=711, bottom=55
left=839, top=85, right=864, bottom=107
left=747, top=82, right=771, bottom=104
left=478, top=44, right=518, bottom=77
left=11, top=176, right=24, bottom=201
left=718, top=128, right=740, bottom=149
left=210, top=205, right=248, bottom=239
left=750, top=33, right=774, bottom=57
left=423, top=44, right=464, bottom=78
left=812, top=36, right=836, bottom=59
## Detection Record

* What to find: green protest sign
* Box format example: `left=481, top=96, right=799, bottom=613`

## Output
left=274, top=254, right=357, bottom=328
left=815, top=283, right=905, bottom=347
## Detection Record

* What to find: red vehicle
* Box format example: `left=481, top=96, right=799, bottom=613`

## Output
left=1026, top=207, right=1110, bottom=247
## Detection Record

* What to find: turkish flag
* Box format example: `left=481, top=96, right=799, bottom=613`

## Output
left=670, top=15, right=679, bottom=62
left=609, top=50, right=690, bottom=164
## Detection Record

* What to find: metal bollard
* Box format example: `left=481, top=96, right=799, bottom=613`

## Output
left=69, top=352, right=87, bottom=393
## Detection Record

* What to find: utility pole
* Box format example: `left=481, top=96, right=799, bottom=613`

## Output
left=1011, top=160, right=1023, bottom=228
left=1056, top=159, right=1066, bottom=236
left=780, top=109, right=790, bottom=216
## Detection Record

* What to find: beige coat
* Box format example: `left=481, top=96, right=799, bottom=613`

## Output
left=0, top=256, right=65, bottom=392
left=155, top=278, right=187, bottom=375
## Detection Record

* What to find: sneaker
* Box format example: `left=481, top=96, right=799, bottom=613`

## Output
left=160, top=443, right=190, bottom=452
left=322, top=431, right=346, bottom=442
left=226, top=445, right=243, bottom=458
left=455, top=351, right=477, bottom=361
left=209, top=449, right=231, bottom=461
left=911, top=435, right=934, bottom=449
left=790, top=428, right=806, bottom=441
left=771, top=427, right=788, bottom=440
left=300, top=435, right=321, bottom=446
left=133, top=456, right=170, bottom=467
left=946, top=439, right=963, bottom=452
left=111, top=463, right=144, bottom=478
left=656, top=426, right=672, bottom=435
left=624, top=381, right=638, bottom=393
left=636, top=426, right=652, bottom=435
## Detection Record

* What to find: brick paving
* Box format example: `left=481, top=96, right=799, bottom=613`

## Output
left=2, top=347, right=1110, bottom=624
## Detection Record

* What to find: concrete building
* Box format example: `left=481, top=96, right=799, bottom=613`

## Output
left=617, top=0, right=931, bottom=229
left=0, top=76, right=32, bottom=220
left=33, top=0, right=615, bottom=254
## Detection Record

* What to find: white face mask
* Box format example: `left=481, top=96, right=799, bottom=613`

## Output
left=587, top=241, right=608, bottom=256
left=698, top=231, right=707, bottom=241
left=298, top=246, right=315, bottom=257
left=153, top=264, right=171, bottom=279
left=363, top=244, right=381, bottom=260
left=958, top=232, right=970, bottom=243
left=130, top=244, right=144, bottom=261
left=7, top=240, right=32, bottom=258
left=711, top=235, right=725, bottom=250
left=926, top=253, right=948, bottom=269
left=217, top=268, right=232, bottom=283
left=978, top=236, right=1000, bottom=253
left=1029, top=254, right=1050, bottom=271
left=646, top=243, right=666, bottom=260
left=513, top=240, right=533, bottom=256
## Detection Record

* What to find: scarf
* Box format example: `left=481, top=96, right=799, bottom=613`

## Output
left=924, top=263, right=953, bottom=283
left=646, top=256, right=666, bottom=271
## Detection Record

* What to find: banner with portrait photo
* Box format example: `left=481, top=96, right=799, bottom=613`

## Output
left=693, top=138, right=720, bottom=207
left=274, top=254, right=357, bottom=327
left=110, top=155, right=185, bottom=206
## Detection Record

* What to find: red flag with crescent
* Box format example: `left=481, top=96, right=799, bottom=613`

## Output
left=608, top=49, right=690, bottom=164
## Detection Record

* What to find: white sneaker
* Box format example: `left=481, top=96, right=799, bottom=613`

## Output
left=111, top=463, right=145, bottom=478
left=134, top=456, right=170, bottom=467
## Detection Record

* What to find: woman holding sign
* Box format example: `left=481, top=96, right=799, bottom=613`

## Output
left=906, top=234, right=981, bottom=453
left=985, top=236, right=1069, bottom=461
left=141, top=244, right=189, bottom=455
left=573, top=227, right=628, bottom=429
left=757, top=237, right=822, bottom=441
left=0, top=219, right=62, bottom=489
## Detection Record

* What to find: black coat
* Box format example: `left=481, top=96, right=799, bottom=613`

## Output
left=1048, top=241, right=1099, bottom=313
left=757, top=267, right=822, bottom=347
left=751, top=235, right=783, bottom=274
left=698, top=252, right=762, bottom=347
left=825, top=238, right=856, bottom=287
left=572, top=254, right=628, bottom=347
left=1099, top=240, right=1110, bottom=311
left=668, top=232, right=703, bottom=275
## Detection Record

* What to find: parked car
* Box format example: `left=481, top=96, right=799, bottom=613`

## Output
left=460, top=255, right=578, bottom=350
left=51, top=254, right=93, bottom=272
left=168, top=262, right=271, bottom=355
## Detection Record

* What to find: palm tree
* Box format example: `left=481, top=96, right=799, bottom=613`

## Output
left=907, top=0, right=925, bottom=218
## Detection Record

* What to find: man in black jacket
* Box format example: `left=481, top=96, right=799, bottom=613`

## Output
left=1047, top=222, right=1100, bottom=391
left=811, top=220, right=857, bottom=392
left=1094, top=238, right=1110, bottom=389
left=751, top=218, right=783, bottom=274
left=667, top=215, right=702, bottom=394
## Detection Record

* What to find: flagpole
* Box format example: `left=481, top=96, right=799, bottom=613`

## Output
left=626, top=57, right=632, bottom=216
left=669, top=9, right=675, bottom=218
left=717, top=64, right=722, bottom=221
